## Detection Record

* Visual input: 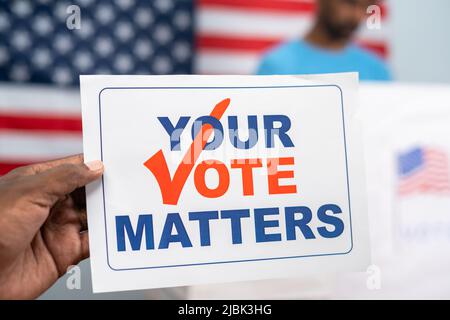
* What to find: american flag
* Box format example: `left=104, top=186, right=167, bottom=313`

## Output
left=0, top=0, right=194, bottom=175
left=0, top=0, right=194, bottom=85
left=0, top=0, right=390, bottom=175
left=397, top=147, right=450, bottom=196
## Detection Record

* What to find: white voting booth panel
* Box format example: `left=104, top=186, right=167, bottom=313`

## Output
left=188, top=83, right=450, bottom=299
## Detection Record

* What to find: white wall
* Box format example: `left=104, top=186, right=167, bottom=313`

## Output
left=390, top=0, right=450, bottom=83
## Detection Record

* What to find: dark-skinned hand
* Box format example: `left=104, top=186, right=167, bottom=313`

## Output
left=0, top=154, right=103, bottom=299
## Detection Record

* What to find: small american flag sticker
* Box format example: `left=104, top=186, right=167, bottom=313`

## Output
left=397, top=147, right=450, bottom=196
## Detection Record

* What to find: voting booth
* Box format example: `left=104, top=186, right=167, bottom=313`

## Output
left=188, top=83, right=450, bottom=299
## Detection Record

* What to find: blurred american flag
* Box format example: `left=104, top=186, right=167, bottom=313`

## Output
left=397, top=147, right=450, bottom=196
left=0, top=0, right=194, bottom=85
left=0, top=0, right=389, bottom=175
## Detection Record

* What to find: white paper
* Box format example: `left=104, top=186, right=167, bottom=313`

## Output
left=80, top=73, right=370, bottom=293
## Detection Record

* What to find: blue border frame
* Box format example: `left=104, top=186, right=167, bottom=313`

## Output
left=98, top=85, right=353, bottom=271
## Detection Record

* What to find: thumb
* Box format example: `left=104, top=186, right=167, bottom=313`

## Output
left=33, top=160, right=104, bottom=206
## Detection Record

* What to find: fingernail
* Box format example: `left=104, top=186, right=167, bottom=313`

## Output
left=85, top=160, right=104, bottom=172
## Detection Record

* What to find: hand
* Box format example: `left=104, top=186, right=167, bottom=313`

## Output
left=0, top=155, right=103, bottom=299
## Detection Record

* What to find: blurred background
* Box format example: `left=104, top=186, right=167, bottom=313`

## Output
left=1, top=0, right=450, bottom=299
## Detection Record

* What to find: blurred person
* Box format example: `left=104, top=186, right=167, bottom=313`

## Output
left=257, top=0, right=391, bottom=80
left=0, top=155, right=103, bottom=299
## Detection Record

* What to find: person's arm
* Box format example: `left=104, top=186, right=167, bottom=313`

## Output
left=0, top=154, right=103, bottom=299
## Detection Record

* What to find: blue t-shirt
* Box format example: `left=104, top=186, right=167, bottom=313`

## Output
left=257, top=40, right=391, bottom=81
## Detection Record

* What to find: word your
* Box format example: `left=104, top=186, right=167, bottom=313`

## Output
left=158, top=113, right=294, bottom=151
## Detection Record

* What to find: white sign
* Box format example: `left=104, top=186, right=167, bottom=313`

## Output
left=81, top=73, right=370, bottom=293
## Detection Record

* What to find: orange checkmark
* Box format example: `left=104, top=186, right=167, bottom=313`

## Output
left=144, top=98, right=231, bottom=205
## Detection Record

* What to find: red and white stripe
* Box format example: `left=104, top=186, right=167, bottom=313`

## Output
left=0, top=83, right=82, bottom=175
left=195, top=0, right=390, bottom=74
left=398, top=149, right=450, bottom=196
